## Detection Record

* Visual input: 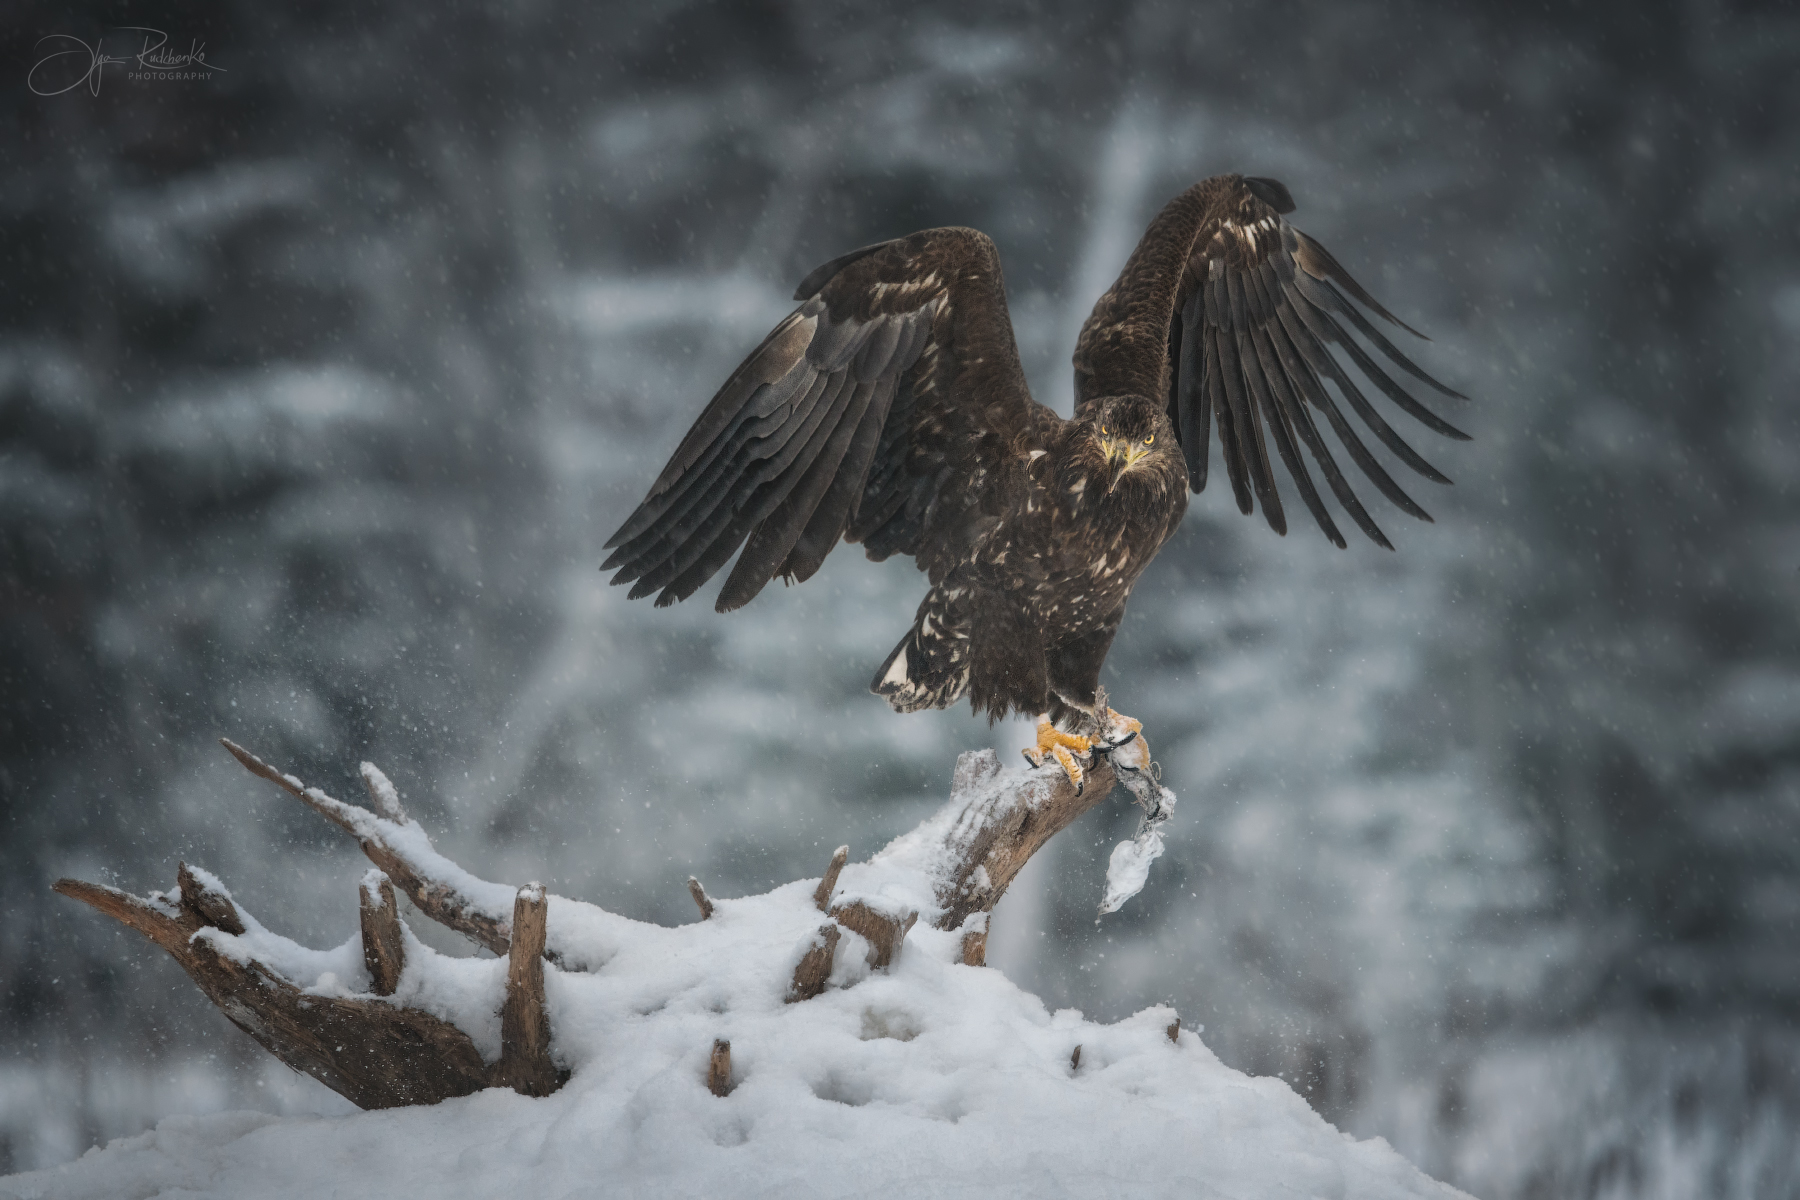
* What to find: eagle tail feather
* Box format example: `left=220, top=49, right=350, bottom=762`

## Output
left=871, top=596, right=970, bottom=713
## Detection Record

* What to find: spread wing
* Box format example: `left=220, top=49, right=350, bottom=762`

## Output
left=1075, top=174, right=1468, bottom=550
left=602, top=227, right=1039, bottom=610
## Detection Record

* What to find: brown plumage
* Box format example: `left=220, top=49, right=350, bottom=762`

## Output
left=602, top=174, right=1465, bottom=733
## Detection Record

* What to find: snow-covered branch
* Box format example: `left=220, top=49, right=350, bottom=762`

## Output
left=219, top=739, right=517, bottom=958
left=52, top=866, right=494, bottom=1108
left=54, top=732, right=1172, bottom=1111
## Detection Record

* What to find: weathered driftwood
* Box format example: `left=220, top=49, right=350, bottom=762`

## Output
left=58, top=730, right=1160, bottom=1112
left=53, top=867, right=491, bottom=1109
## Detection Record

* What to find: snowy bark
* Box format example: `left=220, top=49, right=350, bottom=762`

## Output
left=923, top=748, right=1125, bottom=931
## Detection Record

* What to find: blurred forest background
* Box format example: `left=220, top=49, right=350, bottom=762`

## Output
left=3, top=0, right=1798, bottom=1195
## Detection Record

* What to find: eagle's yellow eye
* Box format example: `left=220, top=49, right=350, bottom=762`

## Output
left=1144, top=435, right=1154, bottom=445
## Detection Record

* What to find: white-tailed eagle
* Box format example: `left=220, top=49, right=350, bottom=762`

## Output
left=603, top=175, right=1466, bottom=788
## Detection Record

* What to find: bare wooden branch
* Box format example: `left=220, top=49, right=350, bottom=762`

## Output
left=495, top=883, right=560, bottom=1097
left=829, top=901, right=917, bottom=970
left=53, top=875, right=490, bottom=1109
left=813, top=845, right=849, bottom=912
left=707, top=1039, right=732, bottom=1097
left=687, top=876, right=714, bottom=920
left=786, top=924, right=840, bottom=1003
left=358, top=870, right=405, bottom=996
left=1167, top=1015, right=1181, bottom=1043
left=923, top=748, right=1123, bottom=931
left=221, top=738, right=513, bottom=956
left=1071, top=1045, right=1082, bottom=1070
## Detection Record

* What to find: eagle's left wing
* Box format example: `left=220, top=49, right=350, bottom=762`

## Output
left=1074, top=174, right=1468, bottom=550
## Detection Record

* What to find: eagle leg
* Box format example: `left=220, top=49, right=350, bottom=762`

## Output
left=1022, top=718, right=1094, bottom=794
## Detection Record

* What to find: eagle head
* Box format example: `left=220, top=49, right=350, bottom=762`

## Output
left=1087, top=395, right=1178, bottom=495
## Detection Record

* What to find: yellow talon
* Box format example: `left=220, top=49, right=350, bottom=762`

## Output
left=1052, top=744, right=1085, bottom=794
left=1024, top=718, right=1092, bottom=791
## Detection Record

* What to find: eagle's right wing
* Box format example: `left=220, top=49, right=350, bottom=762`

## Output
left=602, top=227, right=1038, bottom=611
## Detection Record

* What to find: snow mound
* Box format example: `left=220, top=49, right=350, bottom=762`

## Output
left=2, top=867, right=1463, bottom=1200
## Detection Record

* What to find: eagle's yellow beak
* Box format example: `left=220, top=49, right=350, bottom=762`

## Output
left=1104, top=439, right=1151, bottom=491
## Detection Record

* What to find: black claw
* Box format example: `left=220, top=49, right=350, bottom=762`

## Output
left=1098, top=729, right=1140, bottom=754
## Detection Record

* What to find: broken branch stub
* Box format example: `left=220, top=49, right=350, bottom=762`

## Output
left=828, top=900, right=917, bottom=970
left=707, top=1039, right=733, bottom=1097
left=687, top=876, right=714, bottom=920
left=958, top=913, right=989, bottom=967
left=358, top=870, right=406, bottom=996
left=813, top=845, right=848, bottom=912
left=786, top=924, right=840, bottom=1003
left=360, top=762, right=408, bottom=822
left=495, top=883, right=561, bottom=1097
left=178, top=863, right=244, bottom=935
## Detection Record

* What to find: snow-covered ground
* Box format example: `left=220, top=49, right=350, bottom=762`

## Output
left=3, top=762, right=1463, bottom=1200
